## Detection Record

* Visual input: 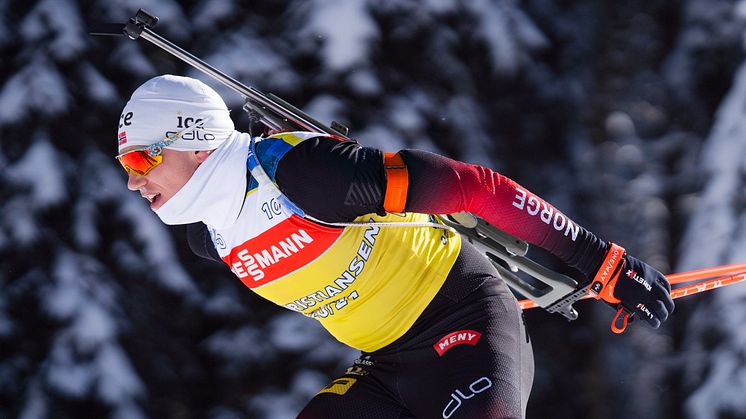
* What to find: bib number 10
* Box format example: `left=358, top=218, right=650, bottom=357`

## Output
left=261, top=198, right=283, bottom=219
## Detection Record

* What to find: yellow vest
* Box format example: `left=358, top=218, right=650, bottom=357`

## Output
left=212, top=132, right=462, bottom=352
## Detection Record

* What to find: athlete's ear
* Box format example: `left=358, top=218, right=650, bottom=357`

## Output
left=194, top=149, right=213, bottom=164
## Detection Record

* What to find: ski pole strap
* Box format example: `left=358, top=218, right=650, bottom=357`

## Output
left=588, top=243, right=626, bottom=304
left=611, top=306, right=629, bottom=334
left=383, top=152, right=408, bottom=213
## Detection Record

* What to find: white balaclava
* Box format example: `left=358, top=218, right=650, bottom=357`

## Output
left=117, top=74, right=234, bottom=153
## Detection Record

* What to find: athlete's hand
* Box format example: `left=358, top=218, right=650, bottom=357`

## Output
left=613, top=255, right=675, bottom=328
left=589, top=244, right=674, bottom=330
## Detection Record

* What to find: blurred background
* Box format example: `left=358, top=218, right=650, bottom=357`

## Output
left=2, top=0, right=746, bottom=418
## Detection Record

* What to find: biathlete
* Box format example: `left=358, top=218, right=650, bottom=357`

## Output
left=116, top=75, right=674, bottom=418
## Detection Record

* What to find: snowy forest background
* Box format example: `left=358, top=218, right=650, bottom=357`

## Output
left=2, top=0, right=746, bottom=418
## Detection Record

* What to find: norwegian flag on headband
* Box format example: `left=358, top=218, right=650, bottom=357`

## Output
left=118, top=131, right=127, bottom=146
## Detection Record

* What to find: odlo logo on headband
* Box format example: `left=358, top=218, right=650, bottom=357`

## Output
left=165, top=115, right=216, bottom=141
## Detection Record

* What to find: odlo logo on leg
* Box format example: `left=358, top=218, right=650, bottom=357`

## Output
left=442, top=376, right=493, bottom=418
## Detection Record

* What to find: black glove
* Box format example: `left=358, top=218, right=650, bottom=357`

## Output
left=589, top=243, right=675, bottom=330
left=614, top=254, right=675, bottom=328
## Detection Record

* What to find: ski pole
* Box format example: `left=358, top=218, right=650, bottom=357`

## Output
left=666, top=262, right=746, bottom=284
left=518, top=264, right=746, bottom=310
left=669, top=270, right=746, bottom=298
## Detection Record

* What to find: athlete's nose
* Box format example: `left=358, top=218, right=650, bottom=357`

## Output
left=127, top=171, right=146, bottom=191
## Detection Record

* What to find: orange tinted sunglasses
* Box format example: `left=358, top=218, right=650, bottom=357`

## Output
left=116, top=147, right=165, bottom=176
left=115, top=122, right=202, bottom=176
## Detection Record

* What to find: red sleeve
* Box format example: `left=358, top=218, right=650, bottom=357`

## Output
left=399, top=149, right=607, bottom=279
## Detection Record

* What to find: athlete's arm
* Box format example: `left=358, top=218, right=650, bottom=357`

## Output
left=399, top=149, right=607, bottom=277
left=275, top=137, right=600, bottom=272
left=275, top=136, right=603, bottom=274
left=398, top=149, right=673, bottom=327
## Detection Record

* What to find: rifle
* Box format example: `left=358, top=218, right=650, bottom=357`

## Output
left=90, top=9, right=746, bottom=333
left=90, top=10, right=350, bottom=140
